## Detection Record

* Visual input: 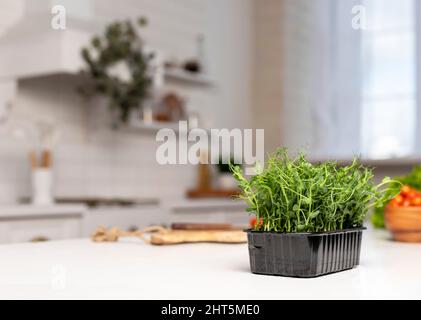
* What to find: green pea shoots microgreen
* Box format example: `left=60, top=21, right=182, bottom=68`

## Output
left=231, top=148, right=397, bottom=233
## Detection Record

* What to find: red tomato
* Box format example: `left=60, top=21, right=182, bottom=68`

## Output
left=389, top=199, right=400, bottom=207
left=408, top=191, right=421, bottom=199
left=394, top=194, right=404, bottom=204
left=403, top=200, right=411, bottom=207
left=401, top=185, right=412, bottom=196
left=411, top=197, right=421, bottom=206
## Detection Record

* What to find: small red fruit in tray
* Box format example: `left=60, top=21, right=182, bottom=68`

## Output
left=250, top=216, right=264, bottom=228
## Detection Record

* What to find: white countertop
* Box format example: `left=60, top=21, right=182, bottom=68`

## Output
left=0, top=228, right=420, bottom=299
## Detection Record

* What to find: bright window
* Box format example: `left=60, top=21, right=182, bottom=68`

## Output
left=361, top=0, right=416, bottom=158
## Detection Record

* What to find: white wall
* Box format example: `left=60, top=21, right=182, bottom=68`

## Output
left=0, top=0, right=254, bottom=204
left=0, top=0, right=24, bottom=37
left=253, top=0, right=320, bottom=155
left=252, top=0, right=283, bottom=155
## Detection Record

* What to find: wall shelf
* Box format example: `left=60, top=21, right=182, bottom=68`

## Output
left=164, top=69, right=215, bottom=86
left=120, top=121, right=211, bottom=134
left=0, top=16, right=215, bottom=89
left=120, top=122, right=180, bottom=133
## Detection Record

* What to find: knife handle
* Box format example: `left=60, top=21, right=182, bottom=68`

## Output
left=171, top=223, right=235, bottom=230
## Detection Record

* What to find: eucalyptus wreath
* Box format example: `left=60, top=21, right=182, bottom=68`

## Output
left=80, top=17, right=153, bottom=123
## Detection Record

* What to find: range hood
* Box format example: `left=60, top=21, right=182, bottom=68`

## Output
left=0, top=0, right=98, bottom=116
left=0, top=14, right=96, bottom=81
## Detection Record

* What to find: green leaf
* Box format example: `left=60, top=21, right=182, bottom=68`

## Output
left=309, top=211, right=320, bottom=219
left=296, top=224, right=306, bottom=232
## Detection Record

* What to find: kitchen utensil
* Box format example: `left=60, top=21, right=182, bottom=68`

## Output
left=186, top=188, right=240, bottom=198
left=41, top=149, right=52, bottom=168
left=36, top=121, right=60, bottom=150
left=150, top=229, right=246, bottom=245
left=92, top=226, right=247, bottom=245
left=32, top=168, right=53, bottom=205
left=197, top=149, right=211, bottom=190
left=171, top=223, right=241, bottom=231
left=54, top=196, right=159, bottom=207
left=385, top=205, right=421, bottom=242
left=28, top=151, right=38, bottom=169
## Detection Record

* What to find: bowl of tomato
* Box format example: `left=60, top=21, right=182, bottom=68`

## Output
left=385, top=185, right=421, bottom=242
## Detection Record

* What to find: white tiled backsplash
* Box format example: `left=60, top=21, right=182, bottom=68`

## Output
left=0, top=75, right=197, bottom=203
left=0, top=0, right=254, bottom=204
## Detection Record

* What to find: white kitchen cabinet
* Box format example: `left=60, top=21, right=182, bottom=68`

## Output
left=0, top=217, right=81, bottom=243
left=82, top=205, right=167, bottom=237
left=0, top=205, right=85, bottom=244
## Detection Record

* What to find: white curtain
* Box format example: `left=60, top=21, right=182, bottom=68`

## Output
left=415, top=0, right=421, bottom=153
left=282, top=0, right=362, bottom=159
left=329, top=0, right=363, bottom=157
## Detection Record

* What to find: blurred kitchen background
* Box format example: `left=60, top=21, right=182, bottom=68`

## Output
left=0, top=0, right=418, bottom=243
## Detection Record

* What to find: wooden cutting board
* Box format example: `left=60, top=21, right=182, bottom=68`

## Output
left=149, top=229, right=247, bottom=245
left=92, top=226, right=247, bottom=245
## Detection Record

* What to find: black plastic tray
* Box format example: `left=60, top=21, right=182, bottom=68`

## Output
left=247, top=228, right=365, bottom=278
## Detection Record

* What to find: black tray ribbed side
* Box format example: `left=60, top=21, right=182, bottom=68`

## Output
left=247, top=228, right=364, bottom=278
